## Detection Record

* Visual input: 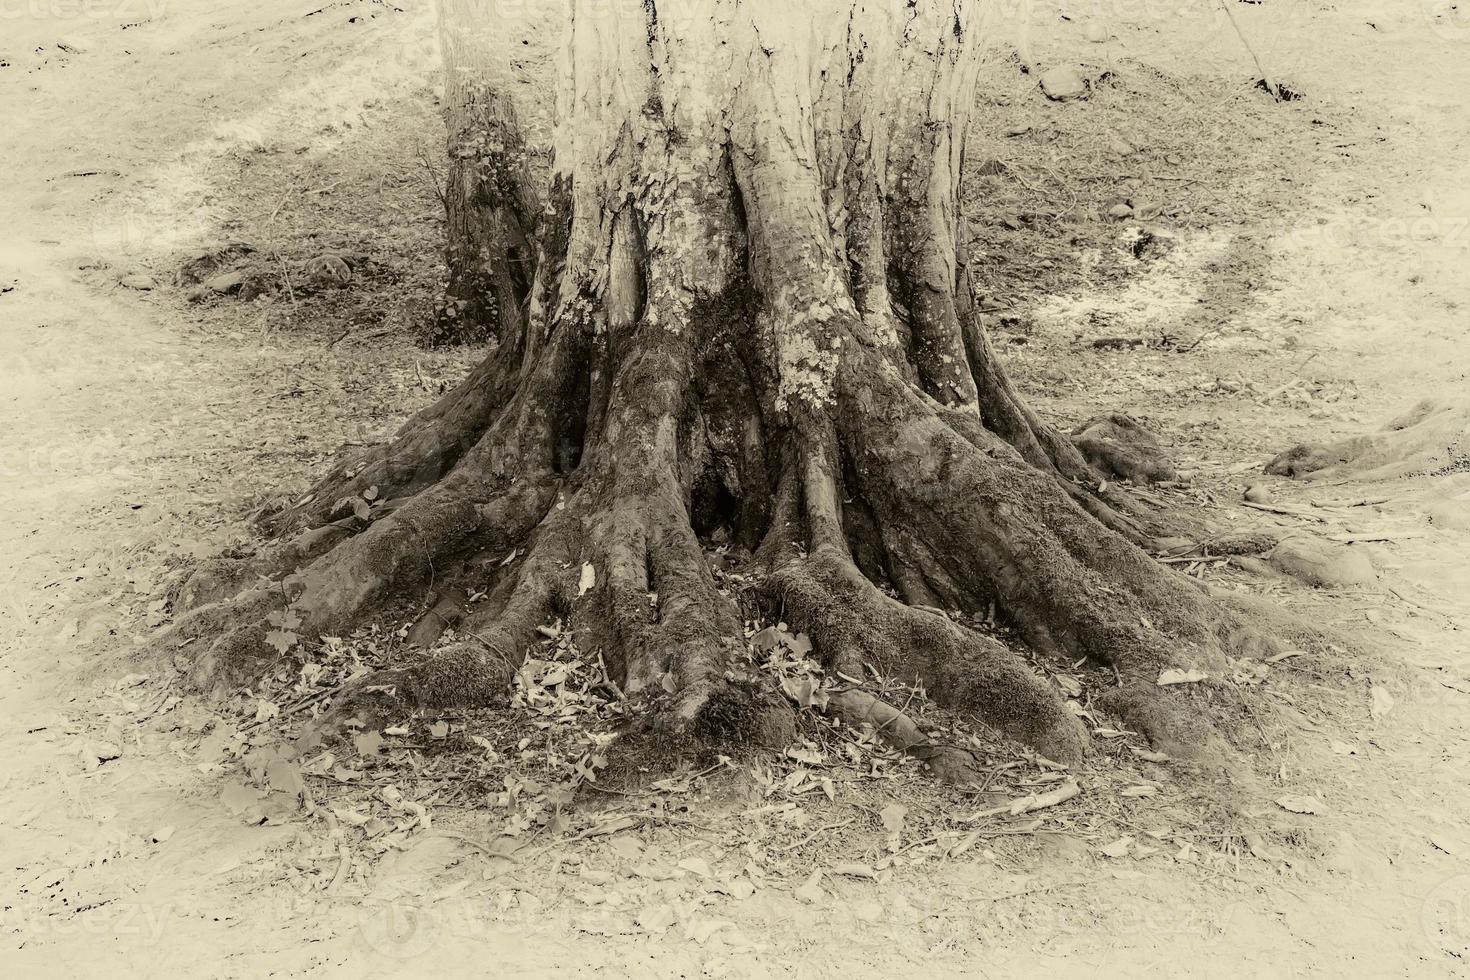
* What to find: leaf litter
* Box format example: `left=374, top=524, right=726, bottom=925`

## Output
left=69, top=546, right=1328, bottom=943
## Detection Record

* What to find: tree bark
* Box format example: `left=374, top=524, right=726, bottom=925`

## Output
left=173, top=0, right=1305, bottom=774
left=425, top=0, right=539, bottom=346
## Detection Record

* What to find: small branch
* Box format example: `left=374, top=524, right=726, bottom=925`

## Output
left=1311, top=495, right=1391, bottom=509
left=1218, top=0, right=1280, bottom=100
left=416, top=143, right=448, bottom=211
left=325, top=845, right=351, bottom=893
left=1241, top=501, right=1327, bottom=522
left=274, top=251, right=297, bottom=311
left=778, top=818, right=856, bottom=853
left=239, top=683, right=345, bottom=733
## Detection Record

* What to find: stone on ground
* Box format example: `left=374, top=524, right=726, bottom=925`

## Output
left=1040, top=66, right=1088, bottom=101
left=1266, top=537, right=1377, bottom=589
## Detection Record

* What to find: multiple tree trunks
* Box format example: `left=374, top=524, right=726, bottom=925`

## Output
left=173, top=0, right=1294, bottom=771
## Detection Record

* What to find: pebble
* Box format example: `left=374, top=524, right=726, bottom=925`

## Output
left=84, top=740, right=121, bottom=764
left=727, top=878, right=756, bottom=900
left=1039, top=66, right=1088, bottom=101
left=1130, top=199, right=1163, bottom=219
left=187, top=269, right=247, bottom=302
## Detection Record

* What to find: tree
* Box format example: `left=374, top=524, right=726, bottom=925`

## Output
left=424, top=0, right=539, bottom=345
left=171, top=0, right=1304, bottom=778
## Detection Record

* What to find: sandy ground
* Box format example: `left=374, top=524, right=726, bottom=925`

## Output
left=3, top=1, right=1470, bottom=977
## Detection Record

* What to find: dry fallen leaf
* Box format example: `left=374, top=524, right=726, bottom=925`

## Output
left=266, top=757, right=304, bottom=796
left=947, top=831, right=982, bottom=857
left=607, top=835, right=644, bottom=861
left=1157, top=668, right=1209, bottom=686
left=1370, top=686, right=1394, bottom=720
left=332, top=807, right=370, bottom=827
left=687, top=918, right=732, bottom=945
left=1244, top=832, right=1285, bottom=863
left=353, top=730, right=383, bottom=757
left=220, top=781, right=263, bottom=815
left=677, top=857, right=713, bottom=878
left=794, top=869, right=826, bottom=904
left=830, top=863, right=878, bottom=880
left=1275, top=795, right=1324, bottom=815
left=1098, top=836, right=1134, bottom=858
left=636, top=903, right=676, bottom=933
left=578, top=561, right=596, bottom=597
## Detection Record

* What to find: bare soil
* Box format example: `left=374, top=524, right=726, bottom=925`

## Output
left=3, top=2, right=1469, bottom=977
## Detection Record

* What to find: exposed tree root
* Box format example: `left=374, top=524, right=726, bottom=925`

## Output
left=1070, top=414, right=1180, bottom=485
left=824, top=688, right=985, bottom=784
left=1267, top=398, right=1470, bottom=482
left=257, top=348, right=520, bottom=538
left=764, top=541, right=1089, bottom=764
left=163, top=0, right=1342, bottom=796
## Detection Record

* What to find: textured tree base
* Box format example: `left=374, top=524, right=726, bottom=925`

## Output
left=165, top=317, right=1304, bottom=776
left=161, top=0, right=1333, bottom=785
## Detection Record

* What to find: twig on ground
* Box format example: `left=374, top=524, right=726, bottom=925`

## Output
left=274, top=251, right=297, bottom=310
left=326, top=845, right=351, bottom=892
left=1241, top=501, right=1328, bottom=522
left=240, top=683, right=345, bottom=733
left=778, top=818, right=856, bottom=853
left=1219, top=0, right=1281, bottom=100
left=1326, top=531, right=1423, bottom=543
left=1311, top=495, right=1392, bottom=508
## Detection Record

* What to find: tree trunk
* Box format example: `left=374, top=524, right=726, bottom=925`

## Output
left=425, top=0, right=539, bottom=346
left=173, top=0, right=1300, bottom=775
